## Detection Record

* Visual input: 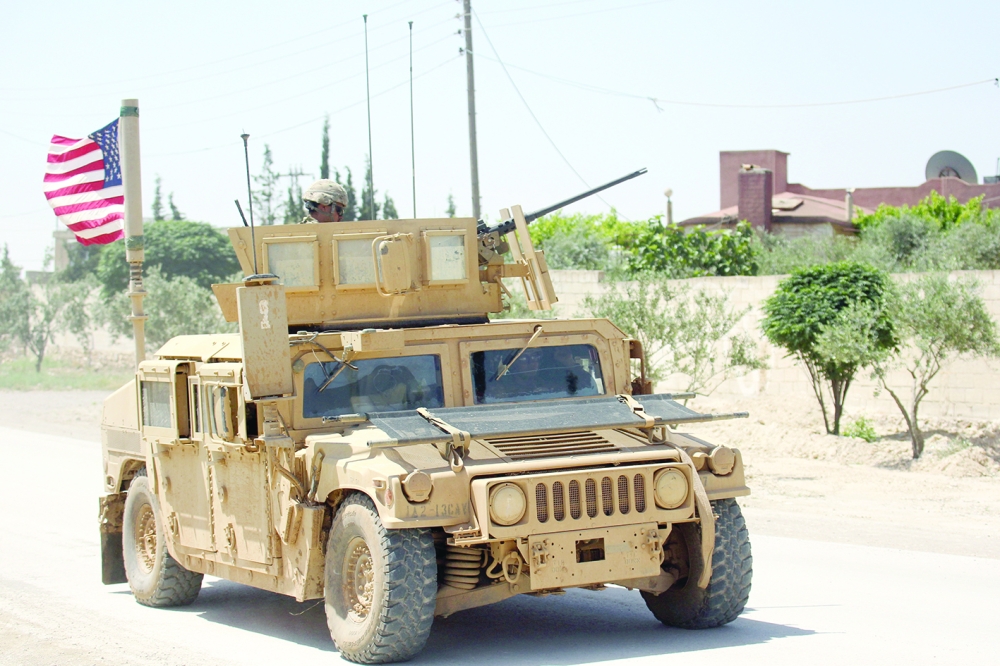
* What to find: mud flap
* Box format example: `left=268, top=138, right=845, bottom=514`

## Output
left=99, top=494, right=128, bottom=584
left=101, top=530, right=127, bottom=584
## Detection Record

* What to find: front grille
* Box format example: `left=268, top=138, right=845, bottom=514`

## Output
left=486, top=431, right=618, bottom=460
left=535, top=472, right=650, bottom=523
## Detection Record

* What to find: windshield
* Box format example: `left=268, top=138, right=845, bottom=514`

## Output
left=303, top=354, right=445, bottom=419
left=471, top=344, right=605, bottom=404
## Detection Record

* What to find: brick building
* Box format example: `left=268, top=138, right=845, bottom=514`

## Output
left=681, top=149, right=1000, bottom=237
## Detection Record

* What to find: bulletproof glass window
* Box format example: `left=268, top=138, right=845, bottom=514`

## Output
left=208, top=385, right=234, bottom=440
left=264, top=239, right=318, bottom=288
left=140, top=380, right=171, bottom=428
left=336, top=239, right=377, bottom=285
left=471, top=344, right=605, bottom=405
left=303, top=355, right=445, bottom=419
left=426, top=233, right=466, bottom=282
left=190, top=382, right=202, bottom=433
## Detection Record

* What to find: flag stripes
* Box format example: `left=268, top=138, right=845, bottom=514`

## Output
left=43, top=119, right=124, bottom=246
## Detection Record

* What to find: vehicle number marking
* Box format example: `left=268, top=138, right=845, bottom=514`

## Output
left=258, top=300, right=271, bottom=329
left=404, top=501, right=470, bottom=519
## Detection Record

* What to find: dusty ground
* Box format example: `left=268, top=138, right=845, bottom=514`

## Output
left=2, top=389, right=997, bottom=559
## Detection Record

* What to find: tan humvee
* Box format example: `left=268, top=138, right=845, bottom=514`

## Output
left=99, top=205, right=752, bottom=664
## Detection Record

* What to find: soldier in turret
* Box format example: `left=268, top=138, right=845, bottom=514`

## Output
left=302, top=179, right=348, bottom=223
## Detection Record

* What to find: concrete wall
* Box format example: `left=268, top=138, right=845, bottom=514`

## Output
left=549, top=269, right=1000, bottom=421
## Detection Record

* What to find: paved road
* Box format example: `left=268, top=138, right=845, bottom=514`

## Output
left=1, top=426, right=997, bottom=666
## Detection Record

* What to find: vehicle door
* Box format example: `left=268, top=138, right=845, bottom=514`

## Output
left=138, top=360, right=214, bottom=553
left=203, top=366, right=273, bottom=566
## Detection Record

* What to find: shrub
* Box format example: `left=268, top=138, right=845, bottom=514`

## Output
left=842, top=416, right=878, bottom=442
left=762, top=261, right=895, bottom=435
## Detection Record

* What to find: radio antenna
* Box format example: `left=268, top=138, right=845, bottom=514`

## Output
left=409, top=20, right=416, bottom=218
left=363, top=14, right=376, bottom=220
left=240, top=132, right=259, bottom=276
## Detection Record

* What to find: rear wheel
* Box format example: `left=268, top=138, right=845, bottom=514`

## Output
left=122, top=470, right=203, bottom=607
left=642, top=498, right=752, bottom=628
left=325, top=494, right=437, bottom=663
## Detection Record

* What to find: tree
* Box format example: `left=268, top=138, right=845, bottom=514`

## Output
left=319, top=115, right=330, bottom=180
left=168, top=193, right=184, bottom=221
left=334, top=167, right=358, bottom=221
left=283, top=179, right=305, bottom=225
left=253, top=144, right=281, bottom=225
left=582, top=273, right=765, bottom=395
left=875, top=275, right=1000, bottom=458
left=100, top=267, right=236, bottom=352
left=151, top=175, right=164, bottom=221
left=58, top=241, right=102, bottom=283
left=0, top=245, right=27, bottom=357
left=358, top=156, right=379, bottom=221
left=382, top=194, right=398, bottom=220
left=0, top=249, right=88, bottom=372
left=446, top=193, right=457, bottom=218
left=96, top=219, right=239, bottom=299
left=762, top=261, right=895, bottom=435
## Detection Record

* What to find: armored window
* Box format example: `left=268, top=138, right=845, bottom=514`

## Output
left=471, top=344, right=605, bottom=405
left=423, top=231, right=467, bottom=284
left=190, top=382, right=202, bottom=433
left=302, top=355, right=445, bottom=419
left=140, top=380, right=172, bottom=428
left=262, top=237, right=319, bottom=289
left=208, top=385, right=234, bottom=440
left=333, top=235, right=383, bottom=287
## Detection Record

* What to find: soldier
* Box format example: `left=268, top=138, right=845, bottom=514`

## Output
left=302, top=179, right=349, bottom=223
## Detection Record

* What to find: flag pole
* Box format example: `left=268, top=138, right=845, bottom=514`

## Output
left=120, top=98, right=146, bottom=368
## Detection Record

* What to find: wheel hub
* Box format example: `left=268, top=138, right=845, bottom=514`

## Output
left=134, top=503, right=157, bottom=573
left=343, top=537, right=375, bottom=621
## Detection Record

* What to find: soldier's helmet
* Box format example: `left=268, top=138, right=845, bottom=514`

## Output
left=303, top=179, right=348, bottom=207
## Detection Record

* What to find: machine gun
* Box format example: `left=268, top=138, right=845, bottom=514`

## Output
left=476, top=168, right=647, bottom=237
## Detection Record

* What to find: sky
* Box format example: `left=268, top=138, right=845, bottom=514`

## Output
left=2, top=0, right=998, bottom=271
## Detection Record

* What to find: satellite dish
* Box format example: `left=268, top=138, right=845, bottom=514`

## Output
left=926, top=151, right=977, bottom=184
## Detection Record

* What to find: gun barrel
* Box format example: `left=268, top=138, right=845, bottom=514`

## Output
left=480, top=168, right=647, bottom=237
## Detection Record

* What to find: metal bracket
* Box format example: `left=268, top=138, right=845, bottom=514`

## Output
left=417, top=407, right=471, bottom=472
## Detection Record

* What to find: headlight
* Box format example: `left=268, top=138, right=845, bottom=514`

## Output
left=653, top=468, right=689, bottom=509
left=489, top=483, right=526, bottom=526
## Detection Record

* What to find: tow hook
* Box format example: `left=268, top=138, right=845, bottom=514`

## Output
left=531, top=540, right=550, bottom=572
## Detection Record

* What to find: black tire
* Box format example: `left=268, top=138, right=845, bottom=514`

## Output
left=325, top=494, right=437, bottom=664
left=122, top=470, right=203, bottom=607
left=641, top=498, right=752, bottom=629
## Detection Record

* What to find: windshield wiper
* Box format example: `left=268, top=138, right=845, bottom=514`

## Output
left=495, top=325, right=544, bottom=381
left=319, top=348, right=358, bottom=392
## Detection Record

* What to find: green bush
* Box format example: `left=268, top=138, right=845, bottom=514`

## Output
left=842, top=416, right=878, bottom=442
left=99, top=267, right=236, bottom=353
left=762, top=261, right=895, bottom=435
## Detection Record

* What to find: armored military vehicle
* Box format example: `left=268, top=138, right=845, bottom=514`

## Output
left=98, top=184, right=752, bottom=663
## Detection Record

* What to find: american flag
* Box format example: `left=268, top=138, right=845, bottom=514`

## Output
left=44, top=119, right=124, bottom=245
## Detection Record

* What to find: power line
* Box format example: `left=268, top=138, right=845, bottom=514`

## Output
left=148, top=55, right=462, bottom=158
left=469, top=54, right=999, bottom=110
left=0, top=0, right=442, bottom=94
left=471, top=8, right=617, bottom=213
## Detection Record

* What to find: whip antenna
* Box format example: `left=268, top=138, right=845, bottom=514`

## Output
left=240, top=132, right=259, bottom=275
left=409, top=20, right=416, bottom=218
left=363, top=14, right=375, bottom=220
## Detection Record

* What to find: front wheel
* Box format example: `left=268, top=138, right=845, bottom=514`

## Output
left=122, top=471, right=203, bottom=607
left=325, top=494, right=438, bottom=664
left=642, top=498, right=752, bottom=628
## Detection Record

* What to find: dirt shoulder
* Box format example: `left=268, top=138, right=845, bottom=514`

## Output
left=3, top=389, right=996, bottom=559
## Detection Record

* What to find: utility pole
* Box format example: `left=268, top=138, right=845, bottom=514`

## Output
left=462, top=0, right=481, bottom=219
left=409, top=20, right=417, bottom=218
